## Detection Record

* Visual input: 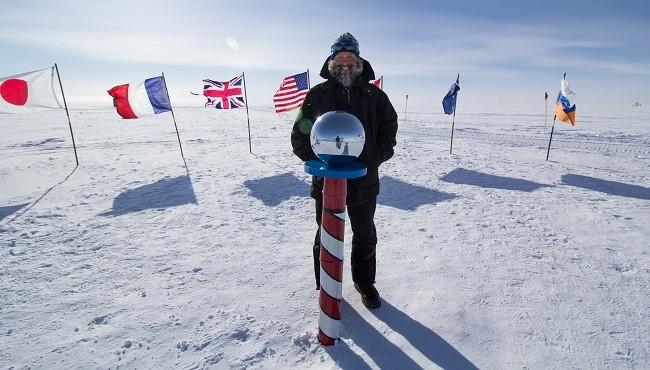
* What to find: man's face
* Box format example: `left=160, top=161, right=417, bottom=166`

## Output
left=329, top=51, right=362, bottom=87
left=332, top=52, right=358, bottom=69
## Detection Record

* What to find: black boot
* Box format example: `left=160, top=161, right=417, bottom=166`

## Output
left=354, top=283, right=381, bottom=309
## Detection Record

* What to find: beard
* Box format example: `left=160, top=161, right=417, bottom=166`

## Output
left=328, top=58, right=364, bottom=87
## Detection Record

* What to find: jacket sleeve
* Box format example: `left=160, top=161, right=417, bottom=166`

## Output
left=375, top=91, right=398, bottom=165
left=290, top=91, right=318, bottom=162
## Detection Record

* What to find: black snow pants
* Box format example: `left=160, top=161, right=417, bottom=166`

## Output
left=313, top=196, right=378, bottom=289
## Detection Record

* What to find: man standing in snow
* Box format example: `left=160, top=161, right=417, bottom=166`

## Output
left=291, top=32, right=398, bottom=309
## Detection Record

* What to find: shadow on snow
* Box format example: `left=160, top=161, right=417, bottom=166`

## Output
left=562, top=173, right=650, bottom=200
left=100, top=175, right=197, bottom=217
left=440, top=168, right=550, bottom=192
left=18, top=137, right=65, bottom=148
left=243, top=172, right=309, bottom=207
left=378, top=176, right=457, bottom=211
left=0, top=203, right=30, bottom=221
left=326, top=299, right=479, bottom=370
left=244, top=174, right=455, bottom=210
left=1, top=166, right=78, bottom=224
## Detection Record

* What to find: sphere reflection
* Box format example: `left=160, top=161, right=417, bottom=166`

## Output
left=310, top=111, right=365, bottom=166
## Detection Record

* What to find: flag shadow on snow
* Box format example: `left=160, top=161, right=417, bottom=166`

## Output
left=441, top=168, right=549, bottom=192
left=0, top=203, right=30, bottom=221
left=562, top=174, right=650, bottom=200
left=2, top=166, right=78, bottom=224
left=100, top=175, right=196, bottom=217
left=17, top=137, right=66, bottom=149
left=243, top=172, right=308, bottom=207
left=378, top=176, right=456, bottom=210
left=327, top=300, right=478, bottom=370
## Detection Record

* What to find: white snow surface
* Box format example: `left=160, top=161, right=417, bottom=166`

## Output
left=1, top=104, right=649, bottom=369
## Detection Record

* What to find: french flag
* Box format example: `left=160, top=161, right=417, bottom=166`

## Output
left=107, top=76, right=171, bottom=119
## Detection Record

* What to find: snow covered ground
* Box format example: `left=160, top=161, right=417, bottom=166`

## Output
left=1, top=103, right=648, bottom=369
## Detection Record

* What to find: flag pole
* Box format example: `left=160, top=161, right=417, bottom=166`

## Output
left=546, top=116, right=556, bottom=161
left=53, top=63, right=79, bottom=166
left=544, top=91, right=548, bottom=132
left=450, top=109, right=456, bottom=154
left=307, top=69, right=310, bottom=89
left=381, top=76, right=384, bottom=91
left=449, top=73, right=460, bottom=154
left=242, top=72, right=252, bottom=154
left=404, top=94, right=408, bottom=120
left=161, top=72, right=187, bottom=167
left=546, top=73, right=566, bottom=161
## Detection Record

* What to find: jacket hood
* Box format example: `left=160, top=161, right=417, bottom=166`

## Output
left=319, top=57, right=376, bottom=85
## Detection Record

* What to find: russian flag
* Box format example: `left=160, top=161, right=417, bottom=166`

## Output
left=554, top=77, right=576, bottom=126
left=107, top=76, right=171, bottom=119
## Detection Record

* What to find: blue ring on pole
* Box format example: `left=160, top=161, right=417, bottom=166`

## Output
left=304, top=160, right=367, bottom=179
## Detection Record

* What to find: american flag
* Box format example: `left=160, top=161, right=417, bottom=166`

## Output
left=200, top=74, right=246, bottom=109
left=273, top=71, right=309, bottom=113
left=372, top=76, right=383, bottom=90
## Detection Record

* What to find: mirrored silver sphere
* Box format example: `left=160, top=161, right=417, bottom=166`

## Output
left=310, top=111, right=366, bottom=166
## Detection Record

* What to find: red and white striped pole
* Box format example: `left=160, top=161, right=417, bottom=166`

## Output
left=317, top=177, right=347, bottom=346
left=304, top=110, right=367, bottom=346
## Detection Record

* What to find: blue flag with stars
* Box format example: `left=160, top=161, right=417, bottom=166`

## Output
left=442, top=74, right=460, bottom=115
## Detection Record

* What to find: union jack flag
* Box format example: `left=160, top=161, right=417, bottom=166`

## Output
left=199, top=74, right=246, bottom=109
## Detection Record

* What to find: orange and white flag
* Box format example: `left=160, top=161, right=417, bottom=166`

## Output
left=554, top=77, right=576, bottom=125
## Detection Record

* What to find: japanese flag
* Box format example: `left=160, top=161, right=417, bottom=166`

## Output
left=0, top=67, right=63, bottom=113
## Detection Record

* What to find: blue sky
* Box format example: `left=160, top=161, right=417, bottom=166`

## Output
left=1, top=0, right=649, bottom=111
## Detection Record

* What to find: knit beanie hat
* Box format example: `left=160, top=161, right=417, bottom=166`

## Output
left=330, top=32, right=360, bottom=59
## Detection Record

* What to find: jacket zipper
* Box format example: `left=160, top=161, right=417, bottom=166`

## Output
left=345, top=88, right=351, bottom=107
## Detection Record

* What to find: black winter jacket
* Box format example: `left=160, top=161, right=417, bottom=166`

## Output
left=291, top=57, right=398, bottom=205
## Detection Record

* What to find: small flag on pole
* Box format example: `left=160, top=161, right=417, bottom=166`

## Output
left=554, top=77, right=576, bottom=126
left=371, top=76, right=383, bottom=90
left=107, top=76, right=171, bottom=119
left=0, top=67, right=62, bottom=113
left=442, top=75, right=460, bottom=115
left=273, top=71, right=309, bottom=113
left=544, top=91, right=549, bottom=131
left=195, top=75, right=246, bottom=109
